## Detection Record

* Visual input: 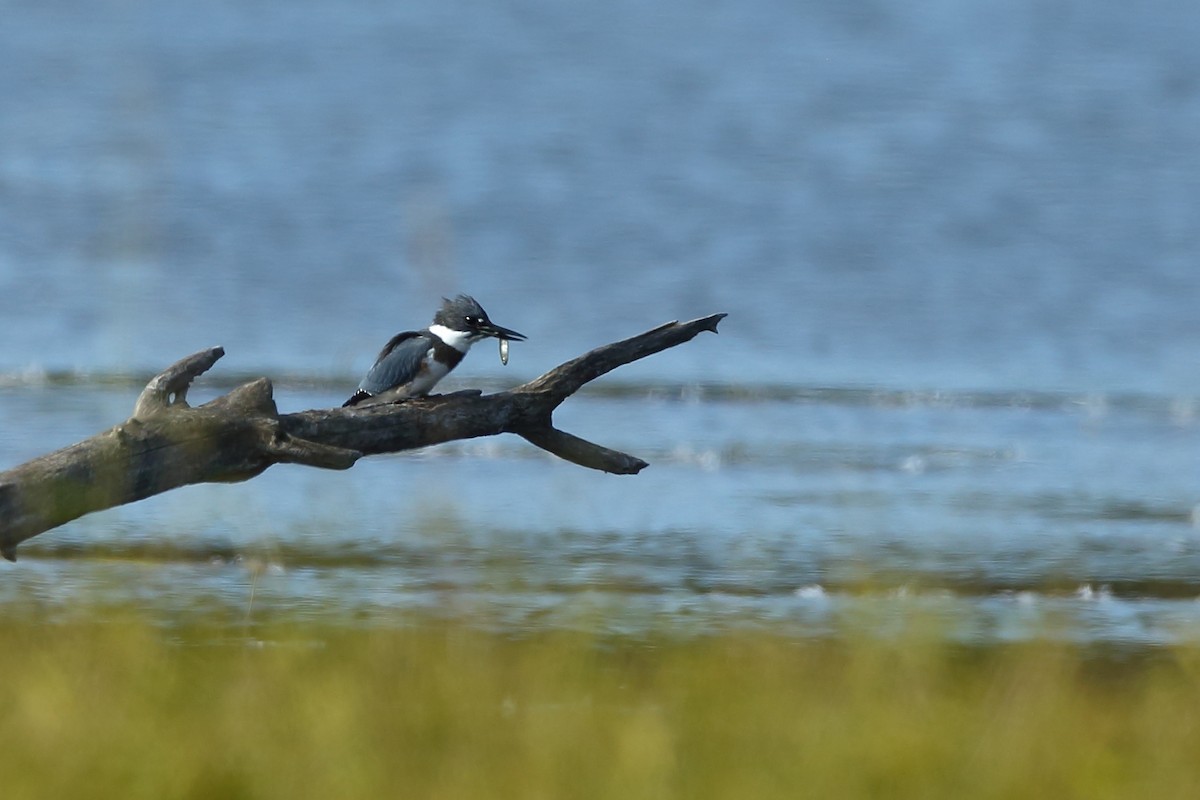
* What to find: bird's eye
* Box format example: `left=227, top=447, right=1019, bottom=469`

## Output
left=465, top=315, right=480, bottom=326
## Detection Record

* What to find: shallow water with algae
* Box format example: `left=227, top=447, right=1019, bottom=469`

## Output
left=3, top=376, right=1199, bottom=645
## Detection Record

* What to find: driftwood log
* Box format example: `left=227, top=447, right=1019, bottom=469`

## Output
left=0, top=313, right=726, bottom=562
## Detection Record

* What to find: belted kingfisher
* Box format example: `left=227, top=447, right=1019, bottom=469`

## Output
left=343, top=294, right=525, bottom=407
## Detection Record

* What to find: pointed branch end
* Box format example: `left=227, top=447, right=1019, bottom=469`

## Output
left=1, top=544, right=15, bottom=563
left=622, top=457, right=651, bottom=475
left=263, top=435, right=363, bottom=471
left=520, top=426, right=648, bottom=475
left=653, top=312, right=727, bottom=336
left=160, top=346, right=226, bottom=385
left=134, top=346, right=227, bottom=418
left=702, top=312, right=728, bottom=333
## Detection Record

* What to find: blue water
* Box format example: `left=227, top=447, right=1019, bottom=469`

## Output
left=3, top=0, right=1200, bottom=643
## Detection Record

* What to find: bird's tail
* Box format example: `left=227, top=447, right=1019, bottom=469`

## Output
left=343, top=390, right=372, bottom=407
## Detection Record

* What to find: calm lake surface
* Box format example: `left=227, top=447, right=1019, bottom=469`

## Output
left=3, top=0, right=1200, bottom=644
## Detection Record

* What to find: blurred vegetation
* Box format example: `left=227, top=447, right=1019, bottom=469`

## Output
left=2, top=610, right=1199, bottom=799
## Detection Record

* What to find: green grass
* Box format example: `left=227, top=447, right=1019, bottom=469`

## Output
left=2, top=612, right=1199, bottom=799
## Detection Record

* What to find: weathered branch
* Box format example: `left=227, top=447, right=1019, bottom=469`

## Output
left=0, top=313, right=726, bottom=561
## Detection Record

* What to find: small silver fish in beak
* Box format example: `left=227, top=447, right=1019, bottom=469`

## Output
left=469, top=314, right=524, bottom=367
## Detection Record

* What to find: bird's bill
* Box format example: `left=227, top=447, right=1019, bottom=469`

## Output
left=479, top=321, right=526, bottom=341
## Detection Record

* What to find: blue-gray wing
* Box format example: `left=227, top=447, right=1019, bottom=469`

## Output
left=358, top=331, right=431, bottom=394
